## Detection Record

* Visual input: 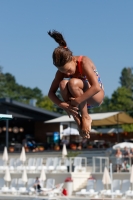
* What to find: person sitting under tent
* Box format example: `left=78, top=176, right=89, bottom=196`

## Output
left=33, top=177, right=41, bottom=192
left=121, top=160, right=130, bottom=172
left=115, top=148, right=122, bottom=172
left=123, top=146, right=130, bottom=160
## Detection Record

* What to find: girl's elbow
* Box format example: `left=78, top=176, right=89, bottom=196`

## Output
left=48, top=90, right=56, bottom=99
left=48, top=90, right=52, bottom=98
left=94, top=85, right=101, bottom=93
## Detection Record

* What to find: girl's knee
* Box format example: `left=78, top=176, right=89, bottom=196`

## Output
left=59, top=80, right=68, bottom=90
left=68, top=78, right=79, bottom=88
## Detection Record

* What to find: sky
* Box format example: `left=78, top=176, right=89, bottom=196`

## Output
left=0, top=0, right=133, bottom=98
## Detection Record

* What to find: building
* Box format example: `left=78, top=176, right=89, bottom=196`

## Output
left=0, top=98, right=61, bottom=149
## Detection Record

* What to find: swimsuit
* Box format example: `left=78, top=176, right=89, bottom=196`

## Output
left=73, top=56, right=104, bottom=109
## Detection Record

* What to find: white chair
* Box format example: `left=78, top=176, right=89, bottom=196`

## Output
left=0, top=178, right=4, bottom=189
left=0, top=178, right=9, bottom=194
left=73, top=157, right=86, bottom=173
left=52, top=183, right=64, bottom=195
left=95, top=179, right=104, bottom=193
left=76, top=179, right=96, bottom=196
left=122, top=180, right=132, bottom=198
left=16, top=159, right=25, bottom=171
left=53, top=157, right=60, bottom=169
left=9, top=178, right=18, bottom=194
left=46, top=178, right=55, bottom=189
left=1, top=186, right=10, bottom=194
left=0, top=159, right=7, bottom=171
left=43, top=183, right=64, bottom=197
left=121, top=179, right=131, bottom=193
left=27, top=178, right=35, bottom=194
left=35, top=158, right=43, bottom=171
left=47, top=157, right=60, bottom=172
left=9, top=158, right=16, bottom=172
left=56, top=158, right=69, bottom=172
left=17, top=178, right=28, bottom=194
left=41, top=178, right=55, bottom=192
left=26, top=158, right=36, bottom=172
left=103, top=179, right=121, bottom=197
left=3, top=178, right=18, bottom=194
left=40, top=157, right=53, bottom=172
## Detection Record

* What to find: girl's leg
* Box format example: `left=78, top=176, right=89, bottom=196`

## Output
left=59, top=80, right=71, bottom=102
left=68, top=78, right=91, bottom=138
left=59, top=80, right=82, bottom=132
left=68, top=78, right=104, bottom=138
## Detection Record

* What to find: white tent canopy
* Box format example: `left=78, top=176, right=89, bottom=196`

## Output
left=45, top=111, right=133, bottom=126
left=97, top=128, right=124, bottom=134
left=62, top=127, right=79, bottom=135
left=113, top=142, right=133, bottom=150
left=45, top=111, right=133, bottom=139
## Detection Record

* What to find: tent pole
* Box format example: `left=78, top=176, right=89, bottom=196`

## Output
left=117, top=114, right=119, bottom=143
left=6, top=109, right=9, bottom=148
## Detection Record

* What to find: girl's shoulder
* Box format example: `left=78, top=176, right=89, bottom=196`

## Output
left=80, top=56, right=96, bottom=69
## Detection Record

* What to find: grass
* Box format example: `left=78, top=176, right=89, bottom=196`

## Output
left=67, top=151, right=80, bottom=158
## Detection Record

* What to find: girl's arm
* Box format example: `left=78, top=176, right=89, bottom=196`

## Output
left=73, top=56, right=102, bottom=105
left=48, top=70, right=78, bottom=116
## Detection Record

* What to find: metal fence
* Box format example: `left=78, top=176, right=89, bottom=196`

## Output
left=92, top=156, right=132, bottom=173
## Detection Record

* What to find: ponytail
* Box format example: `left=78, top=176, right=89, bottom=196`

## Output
left=48, top=30, right=67, bottom=48
left=48, top=30, right=73, bottom=67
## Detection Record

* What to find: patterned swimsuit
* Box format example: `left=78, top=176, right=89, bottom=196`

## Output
left=72, top=56, right=104, bottom=109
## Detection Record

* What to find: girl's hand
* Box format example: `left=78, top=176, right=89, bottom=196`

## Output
left=69, top=97, right=79, bottom=107
left=59, top=102, right=79, bottom=117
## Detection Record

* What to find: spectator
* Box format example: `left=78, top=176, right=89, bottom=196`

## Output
left=130, top=148, right=133, bottom=164
left=27, top=139, right=34, bottom=151
left=115, top=149, right=122, bottom=172
left=33, top=177, right=41, bottom=192
left=82, top=138, right=87, bottom=149
left=121, top=160, right=130, bottom=172
left=61, top=136, right=69, bottom=146
left=122, top=147, right=130, bottom=162
left=31, top=140, right=37, bottom=149
left=22, top=138, right=27, bottom=147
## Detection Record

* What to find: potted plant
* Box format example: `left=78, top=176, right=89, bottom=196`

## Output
left=38, top=146, right=44, bottom=151
left=54, top=144, right=60, bottom=151
left=88, top=144, right=93, bottom=149
left=70, top=144, right=77, bottom=150
left=9, top=146, right=15, bottom=153
left=77, top=144, right=82, bottom=150
left=24, top=146, right=29, bottom=152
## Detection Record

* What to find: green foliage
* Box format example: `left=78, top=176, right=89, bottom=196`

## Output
left=109, top=87, right=133, bottom=111
left=0, top=68, right=56, bottom=111
left=0, top=66, right=7, bottom=97
left=119, top=67, right=133, bottom=91
left=37, top=96, right=56, bottom=111
left=67, top=151, right=80, bottom=158
left=122, top=124, right=133, bottom=132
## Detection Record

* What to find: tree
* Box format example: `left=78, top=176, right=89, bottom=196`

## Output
left=37, top=96, right=56, bottom=111
left=109, top=87, right=133, bottom=111
left=119, top=67, right=133, bottom=91
left=0, top=66, right=7, bottom=97
left=122, top=124, right=133, bottom=132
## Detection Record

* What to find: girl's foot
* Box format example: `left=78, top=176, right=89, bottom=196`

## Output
left=73, top=114, right=81, bottom=129
left=73, top=114, right=85, bottom=137
left=81, top=115, right=92, bottom=138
